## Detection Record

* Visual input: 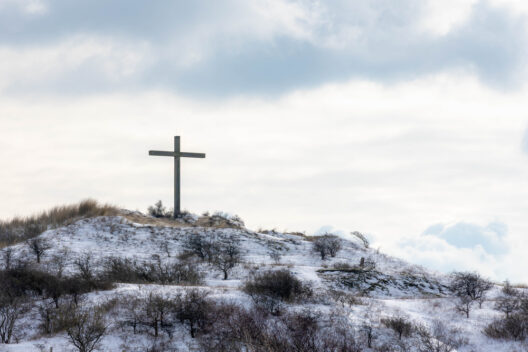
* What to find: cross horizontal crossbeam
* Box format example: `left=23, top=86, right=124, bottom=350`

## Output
left=149, top=150, right=206, bottom=158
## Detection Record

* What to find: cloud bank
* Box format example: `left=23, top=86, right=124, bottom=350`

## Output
left=0, top=0, right=527, bottom=96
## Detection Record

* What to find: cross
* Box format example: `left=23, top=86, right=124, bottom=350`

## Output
left=149, top=136, right=206, bottom=218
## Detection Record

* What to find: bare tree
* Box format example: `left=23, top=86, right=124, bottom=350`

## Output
left=455, top=295, right=473, bottom=319
left=159, top=241, right=171, bottom=258
left=49, top=249, right=70, bottom=278
left=175, top=289, right=210, bottom=338
left=66, top=307, right=107, bottom=352
left=1, top=248, right=13, bottom=270
left=312, top=234, right=342, bottom=260
left=268, top=250, right=282, bottom=264
left=361, top=323, right=375, bottom=348
left=495, top=296, right=521, bottom=318
left=495, top=281, right=521, bottom=318
left=183, top=233, right=213, bottom=261
left=143, top=292, right=172, bottom=338
left=0, top=294, right=28, bottom=344
left=382, top=316, right=413, bottom=340
left=26, top=237, right=51, bottom=264
left=450, top=272, right=493, bottom=310
left=211, top=240, right=242, bottom=280
left=74, top=253, right=94, bottom=281
left=502, top=280, right=519, bottom=296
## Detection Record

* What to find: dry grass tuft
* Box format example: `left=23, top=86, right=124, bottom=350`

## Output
left=0, top=199, right=118, bottom=247
left=122, top=212, right=245, bottom=230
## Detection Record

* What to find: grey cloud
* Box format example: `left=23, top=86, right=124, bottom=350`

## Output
left=0, top=0, right=527, bottom=96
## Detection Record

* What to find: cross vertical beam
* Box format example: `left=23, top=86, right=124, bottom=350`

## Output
left=174, top=136, right=180, bottom=217
left=149, top=136, right=206, bottom=218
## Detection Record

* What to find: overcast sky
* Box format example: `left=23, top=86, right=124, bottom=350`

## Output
left=1, top=0, right=528, bottom=282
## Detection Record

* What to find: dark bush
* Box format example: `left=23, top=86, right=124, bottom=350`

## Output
left=200, top=303, right=361, bottom=352
left=39, top=301, right=80, bottom=335
left=148, top=200, right=171, bottom=218
left=484, top=313, right=528, bottom=341
left=312, top=234, right=342, bottom=260
left=243, top=269, right=312, bottom=314
left=102, top=256, right=202, bottom=285
left=0, top=266, right=113, bottom=309
left=382, top=316, right=413, bottom=340
left=174, top=289, right=211, bottom=338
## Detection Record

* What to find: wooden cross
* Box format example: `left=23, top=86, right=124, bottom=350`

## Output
left=149, top=136, right=206, bottom=218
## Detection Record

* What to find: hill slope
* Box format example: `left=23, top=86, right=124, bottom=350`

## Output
left=0, top=209, right=524, bottom=351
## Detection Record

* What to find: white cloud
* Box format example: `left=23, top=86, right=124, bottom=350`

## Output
left=0, top=36, right=151, bottom=92
left=1, top=71, right=528, bottom=280
left=0, top=0, right=47, bottom=15
left=419, top=0, right=478, bottom=35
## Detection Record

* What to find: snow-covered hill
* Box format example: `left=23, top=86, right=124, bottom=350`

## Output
left=0, top=210, right=525, bottom=351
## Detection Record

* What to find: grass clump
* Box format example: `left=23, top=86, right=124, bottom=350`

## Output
left=0, top=199, right=118, bottom=247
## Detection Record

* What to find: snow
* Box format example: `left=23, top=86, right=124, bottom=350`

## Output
left=1, top=214, right=526, bottom=351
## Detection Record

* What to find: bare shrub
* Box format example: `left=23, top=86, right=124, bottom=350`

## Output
left=147, top=200, right=171, bottom=218
left=200, top=303, right=361, bottom=352
left=329, top=290, right=362, bottom=307
left=26, top=237, right=51, bottom=264
left=198, top=303, right=267, bottom=351
left=485, top=312, right=528, bottom=341
left=359, top=257, right=376, bottom=271
left=381, top=316, right=413, bottom=340
left=38, top=301, right=77, bottom=335
left=416, top=321, right=467, bottom=352
left=312, top=234, right=342, bottom=260
left=66, top=306, right=107, bottom=352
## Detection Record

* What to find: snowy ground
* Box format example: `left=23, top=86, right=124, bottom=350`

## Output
left=1, top=214, right=526, bottom=351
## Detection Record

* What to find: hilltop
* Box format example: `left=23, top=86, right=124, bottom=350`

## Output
left=0, top=201, right=526, bottom=351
